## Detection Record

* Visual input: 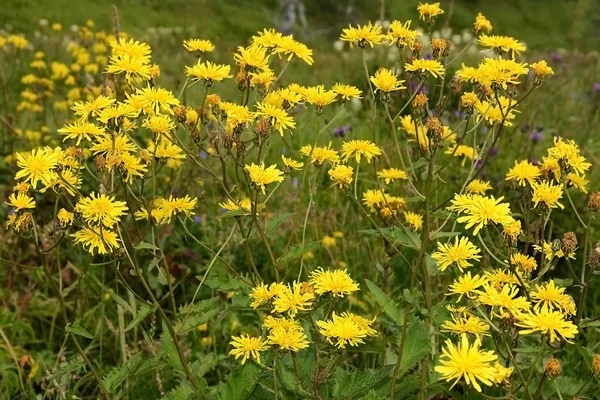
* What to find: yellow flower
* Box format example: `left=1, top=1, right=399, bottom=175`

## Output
left=547, top=137, right=591, bottom=176
left=92, top=135, right=136, bottom=156
left=435, top=335, right=497, bottom=393
left=250, top=68, right=276, bottom=91
left=370, top=68, right=406, bottom=93
left=317, top=312, right=376, bottom=348
left=405, top=58, right=445, bottom=78
left=432, top=237, right=482, bottom=272
left=478, top=34, right=526, bottom=58
left=106, top=55, right=151, bottom=84
left=222, top=103, right=254, bottom=129
left=309, top=268, right=359, bottom=297
left=303, top=85, right=337, bottom=107
left=278, top=87, right=304, bottom=107
left=322, top=235, right=336, bottom=248
left=75, top=193, right=128, bottom=228
left=460, top=92, right=480, bottom=110
left=466, top=179, right=492, bottom=195
left=252, top=29, right=284, bottom=48
left=272, top=282, right=314, bottom=316
left=185, top=61, right=232, bottom=83
left=244, top=163, right=285, bottom=194
left=445, top=145, right=477, bottom=165
left=142, top=114, right=175, bottom=136
left=441, top=314, right=490, bottom=338
left=478, top=284, right=530, bottom=316
left=57, top=120, right=105, bottom=146
left=134, top=86, right=180, bottom=115
left=510, top=253, right=537, bottom=274
left=229, top=335, right=270, bottom=364
left=150, top=195, right=197, bottom=224
left=417, top=2, right=444, bottom=22
left=272, top=35, right=314, bottom=65
left=281, top=155, right=303, bottom=171
left=147, top=141, right=186, bottom=168
left=249, top=282, right=282, bottom=308
left=233, top=44, right=270, bottom=72
left=531, top=181, right=564, bottom=210
left=219, top=198, right=252, bottom=213
left=15, top=148, right=59, bottom=189
left=332, top=83, right=362, bottom=101
left=57, top=208, right=74, bottom=227
left=475, top=58, right=529, bottom=89
left=387, top=20, right=420, bottom=48
left=506, top=160, right=540, bottom=186
left=377, top=168, right=407, bottom=184
left=72, top=95, right=116, bottom=120
left=403, top=211, right=423, bottom=231
left=6, top=192, right=36, bottom=211
left=516, top=308, right=578, bottom=343
left=566, top=172, right=588, bottom=193
left=473, top=13, right=492, bottom=35
left=448, top=194, right=513, bottom=235
left=267, top=324, right=310, bottom=351
left=340, top=140, right=382, bottom=163
left=183, top=39, right=215, bottom=54
left=531, top=60, right=554, bottom=78
left=300, top=143, right=339, bottom=166
left=71, top=227, right=120, bottom=255
left=531, top=280, right=576, bottom=315
left=109, top=38, right=151, bottom=62
left=448, top=272, right=487, bottom=301
left=340, top=23, right=385, bottom=48
left=328, top=165, right=354, bottom=188
left=255, top=102, right=296, bottom=136
left=106, top=153, right=148, bottom=184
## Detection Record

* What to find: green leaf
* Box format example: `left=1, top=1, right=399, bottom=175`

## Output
left=277, top=241, right=320, bottom=265
left=358, top=227, right=421, bottom=250
left=277, top=359, right=313, bottom=398
left=217, top=362, right=263, bottom=400
left=580, top=319, right=600, bottom=328
left=365, top=279, right=404, bottom=326
left=266, top=212, right=295, bottom=235
left=102, top=352, right=144, bottom=393
left=204, top=275, right=249, bottom=291
left=161, top=321, right=184, bottom=372
left=161, top=382, right=194, bottom=400
left=135, top=241, right=159, bottom=251
left=125, top=303, right=156, bottom=332
left=406, top=157, right=428, bottom=171
left=65, top=321, right=93, bottom=339
left=175, top=308, right=219, bottom=334
left=178, top=297, right=219, bottom=316
left=553, top=278, right=573, bottom=288
left=157, top=267, right=175, bottom=286
left=395, top=320, right=430, bottom=375
left=48, top=356, right=84, bottom=380
left=429, top=231, right=460, bottom=240
left=542, top=376, right=586, bottom=398
left=332, top=366, right=394, bottom=399
left=148, top=257, right=160, bottom=272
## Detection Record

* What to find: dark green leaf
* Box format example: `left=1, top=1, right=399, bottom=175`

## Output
left=395, top=320, right=429, bottom=375
left=125, top=303, right=156, bottom=332
left=217, top=362, right=263, bottom=400
left=365, top=279, right=404, bottom=326
left=358, top=227, right=420, bottom=250
left=135, top=241, right=159, bottom=251
left=277, top=241, right=320, bottom=265
left=102, top=352, right=144, bottom=393
left=277, top=359, right=313, bottom=398
left=65, top=322, right=93, bottom=339
left=332, top=366, right=394, bottom=399
left=175, top=308, right=220, bottom=334
left=161, top=321, right=184, bottom=372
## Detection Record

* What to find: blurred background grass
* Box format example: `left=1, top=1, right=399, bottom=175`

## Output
left=1, top=0, right=599, bottom=51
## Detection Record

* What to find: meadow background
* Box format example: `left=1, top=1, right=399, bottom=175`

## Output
left=2, top=0, right=600, bottom=399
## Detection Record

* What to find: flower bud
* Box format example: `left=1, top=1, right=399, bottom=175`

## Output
left=588, top=192, right=600, bottom=212
left=561, top=232, right=578, bottom=254
left=544, top=357, right=561, bottom=379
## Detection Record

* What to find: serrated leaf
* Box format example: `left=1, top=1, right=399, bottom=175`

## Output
left=148, top=257, right=160, bottom=272
left=175, top=308, right=220, bottom=334
left=332, top=366, right=394, bottom=399
left=406, top=157, right=428, bottom=171
left=217, top=362, right=263, bottom=400
left=277, top=241, right=320, bottom=265
left=542, top=376, right=586, bottom=398
left=125, top=303, right=156, bottom=332
left=157, top=267, right=175, bottom=286
left=161, top=382, right=194, bottom=400
left=429, top=231, right=460, bottom=240
left=161, top=321, right=184, bottom=372
left=102, top=352, right=144, bottom=393
left=395, top=320, right=429, bottom=375
left=65, top=322, right=93, bottom=339
left=204, top=275, right=249, bottom=291
left=365, top=279, right=404, bottom=326
left=48, top=356, right=84, bottom=380
left=135, top=241, right=159, bottom=251
left=358, top=227, right=420, bottom=250
left=178, top=297, right=219, bottom=316
left=277, top=359, right=313, bottom=398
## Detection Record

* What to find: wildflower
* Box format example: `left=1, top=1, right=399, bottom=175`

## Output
left=510, top=253, right=537, bottom=274
left=478, top=34, right=526, bottom=58
left=566, top=172, right=588, bottom=193
left=229, top=335, right=270, bottom=364
left=142, top=114, right=175, bottom=136
left=185, top=61, right=232, bottom=84
left=244, top=163, right=284, bottom=194
left=110, top=38, right=151, bottom=62
left=328, top=164, right=354, bottom=188
left=71, top=227, right=120, bottom=255
left=506, top=160, right=540, bottom=186
left=340, top=140, right=382, bottom=163
left=15, top=148, right=59, bottom=189
left=75, top=193, right=128, bottom=228
left=252, top=29, right=284, bottom=48
left=300, top=143, right=339, bottom=166
left=435, top=335, right=497, bottom=393
left=317, top=312, right=376, bottom=348
left=377, top=168, right=407, bottom=184
left=57, top=208, right=74, bottom=227
left=404, top=211, right=423, bottom=230
left=441, top=314, right=489, bottom=338
left=250, top=69, right=275, bottom=91
left=445, top=145, right=477, bottom=165
left=547, top=137, right=591, bottom=175
left=387, top=20, right=421, bottom=48
left=57, top=121, right=104, bottom=145
left=448, top=194, right=513, bottom=235
left=223, top=103, right=254, bottom=129
left=322, top=235, right=336, bottom=248
left=485, top=269, right=520, bottom=288
left=461, top=92, right=479, bottom=111
left=473, top=13, right=492, bottom=35
left=531, top=181, right=564, bottom=210
left=531, top=60, right=554, bottom=78
left=492, top=363, right=513, bottom=385
left=106, top=55, right=151, bottom=83
left=72, top=96, right=116, bottom=120
left=255, top=102, right=296, bottom=136
left=476, top=58, right=529, bottom=89
left=405, top=58, right=445, bottom=78
left=362, top=189, right=406, bottom=214
left=6, top=192, right=36, bottom=211
left=281, top=155, right=303, bottom=171
left=272, top=35, right=314, bottom=65
left=249, top=282, right=281, bottom=308
left=309, top=268, right=359, bottom=297
left=147, top=141, right=186, bottom=168
left=531, top=280, right=575, bottom=315
left=332, top=83, right=362, bottom=101
left=417, top=3, right=444, bottom=22
left=432, top=237, right=482, bottom=272
left=278, top=87, right=304, bottom=107
left=272, top=282, right=314, bottom=316
left=544, top=357, right=561, bottom=379
left=370, top=68, right=406, bottom=93
left=183, top=38, right=215, bottom=54
left=263, top=316, right=302, bottom=331
left=267, top=325, right=309, bottom=351
left=234, top=44, right=270, bottom=72
left=303, top=85, right=337, bottom=108
left=448, top=272, right=487, bottom=301
left=466, top=179, right=492, bottom=195
left=516, top=308, right=578, bottom=343
left=340, top=23, right=385, bottom=48
left=134, top=86, right=180, bottom=115
left=479, top=284, right=530, bottom=316
left=219, top=198, right=251, bottom=213
left=593, top=354, right=600, bottom=376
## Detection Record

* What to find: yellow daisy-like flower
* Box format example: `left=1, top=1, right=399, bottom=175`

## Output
left=244, top=163, right=285, bottom=194
left=109, top=38, right=151, bottom=62
left=475, top=58, right=529, bottom=89
left=272, top=35, right=314, bottom=65
left=506, top=160, right=540, bottom=186
left=547, top=137, right=591, bottom=176
left=219, top=198, right=251, bottom=213
left=405, top=58, right=445, bottom=79
left=281, top=155, right=303, bottom=171
left=478, top=284, right=530, bottom=316
left=267, top=324, right=310, bottom=352
left=75, top=193, right=128, bottom=228
left=106, top=55, right=151, bottom=84
left=478, top=34, right=526, bottom=58
left=417, top=2, right=444, bottom=22
left=57, top=208, right=74, bottom=228
left=233, top=44, right=270, bottom=72
left=340, top=23, right=385, bottom=48
left=473, top=13, right=492, bottom=36
left=566, top=172, right=588, bottom=193
left=403, top=211, right=423, bottom=231
left=272, top=282, right=315, bottom=316
left=222, top=103, right=254, bottom=129
left=332, top=83, right=362, bottom=101
left=445, top=145, right=478, bottom=165
left=466, top=179, right=492, bottom=195
left=328, top=164, right=354, bottom=188
left=250, top=68, right=276, bottom=91
left=300, top=143, right=340, bottom=166
left=531, top=280, right=575, bottom=315
left=516, top=308, right=578, bottom=343
left=370, top=68, right=406, bottom=93
left=72, top=95, right=116, bottom=120
left=377, top=168, right=408, bottom=184
left=185, top=61, right=232, bottom=83
left=134, top=86, right=180, bottom=115
left=6, top=192, right=36, bottom=211
left=432, top=237, right=481, bottom=272
left=229, top=335, right=270, bottom=365
left=510, top=253, right=537, bottom=274
left=448, top=272, right=487, bottom=301
left=434, top=335, right=497, bottom=393
left=71, top=227, right=120, bottom=255
left=447, top=194, right=513, bottom=235
left=309, top=268, right=359, bottom=297
left=441, top=314, right=490, bottom=338
left=317, top=312, right=376, bottom=348
left=249, top=282, right=283, bottom=308
left=15, top=148, right=59, bottom=189
left=322, top=235, right=336, bottom=248
left=303, top=85, right=337, bottom=107
left=340, top=140, right=381, bottom=163
left=142, top=114, right=175, bottom=136
left=58, top=121, right=105, bottom=145
left=255, top=102, right=296, bottom=136
left=252, top=29, right=284, bottom=48
left=278, top=87, right=304, bottom=107
left=531, top=181, right=564, bottom=210
left=531, top=60, right=554, bottom=78
left=387, top=20, right=421, bottom=48
left=183, top=39, right=215, bottom=54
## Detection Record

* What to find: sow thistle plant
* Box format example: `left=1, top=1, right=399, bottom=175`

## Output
left=2, top=2, right=600, bottom=399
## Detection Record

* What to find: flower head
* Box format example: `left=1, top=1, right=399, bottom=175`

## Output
left=404, top=211, right=423, bottom=230
left=229, top=335, right=270, bottom=364
left=71, top=227, right=120, bottom=255
left=244, top=163, right=285, bottom=194
left=309, top=268, right=359, bottom=297
left=405, top=59, right=445, bottom=78
left=531, top=181, right=564, bottom=210
left=332, top=83, right=362, bottom=101
left=340, top=140, right=382, bottom=163
left=340, top=23, right=385, bottom=48
left=328, top=164, right=354, bottom=188
left=448, top=272, right=487, bottom=301
left=6, top=192, right=36, bottom=211
left=387, top=20, right=420, bottom=48
left=317, top=312, right=376, bottom=348
left=185, top=61, right=232, bottom=83
left=478, top=34, right=526, bottom=58
left=370, top=68, right=406, bottom=93
left=255, top=102, right=295, bottom=136
left=417, top=3, right=444, bottom=22
left=183, top=39, right=215, bottom=54
left=272, top=282, right=314, bottom=316
left=377, top=168, right=408, bottom=184
left=15, top=148, right=60, bottom=189
left=516, top=308, right=578, bottom=343
left=75, top=193, right=128, bottom=228
left=432, top=237, right=481, bottom=272
left=448, top=194, right=514, bottom=235
left=506, top=160, right=540, bottom=186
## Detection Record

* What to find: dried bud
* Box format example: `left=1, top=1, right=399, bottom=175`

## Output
left=593, top=354, right=600, bottom=376
left=588, top=192, right=600, bottom=212
left=236, top=70, right=248, bottom=91
left=255, top=118, right=271, bottom=136
left=222, top=132, right=234, bottom=150
left=544, top=357, right=561, bottom=379
left=587, top=242, right=600, bottom=268
left=94, top=154, right=106, bottom=170
left=412, top=94, right=428, bottom=116
left=449, top=74, right=463, bottom=94
left=426, top=117, right=443, bottom=141
left=410, top=42, right=423, bottom=57
left=173, top=105, right=186, bottom=123
left=431, top=38, right=451, bottom=59
left=139, top=149, right=152, bottom=164
left=561, top=232, right=578, bottom=254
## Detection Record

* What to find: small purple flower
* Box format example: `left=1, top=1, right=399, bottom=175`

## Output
left=530, top=130, right=543, bottom=143
left=333, top=125, right=352, bottom=138
left=594, top=82, right=600, bottom=94
left=409, top=80, right=428, bottom=95
left=424, top=53, right=433, bottom=60
left=530, top=158, right=539, bottom=166
left=199, top=150, right=208, bottom=159
left=193, top=215, right=203, bottom=224
left=480, top=171, right=489, bottom=180
left=489, top=146, right=499, bottom=157
left=550, top=52, right=562, bottom=62
left=292, top=177, right=299, bottom=188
